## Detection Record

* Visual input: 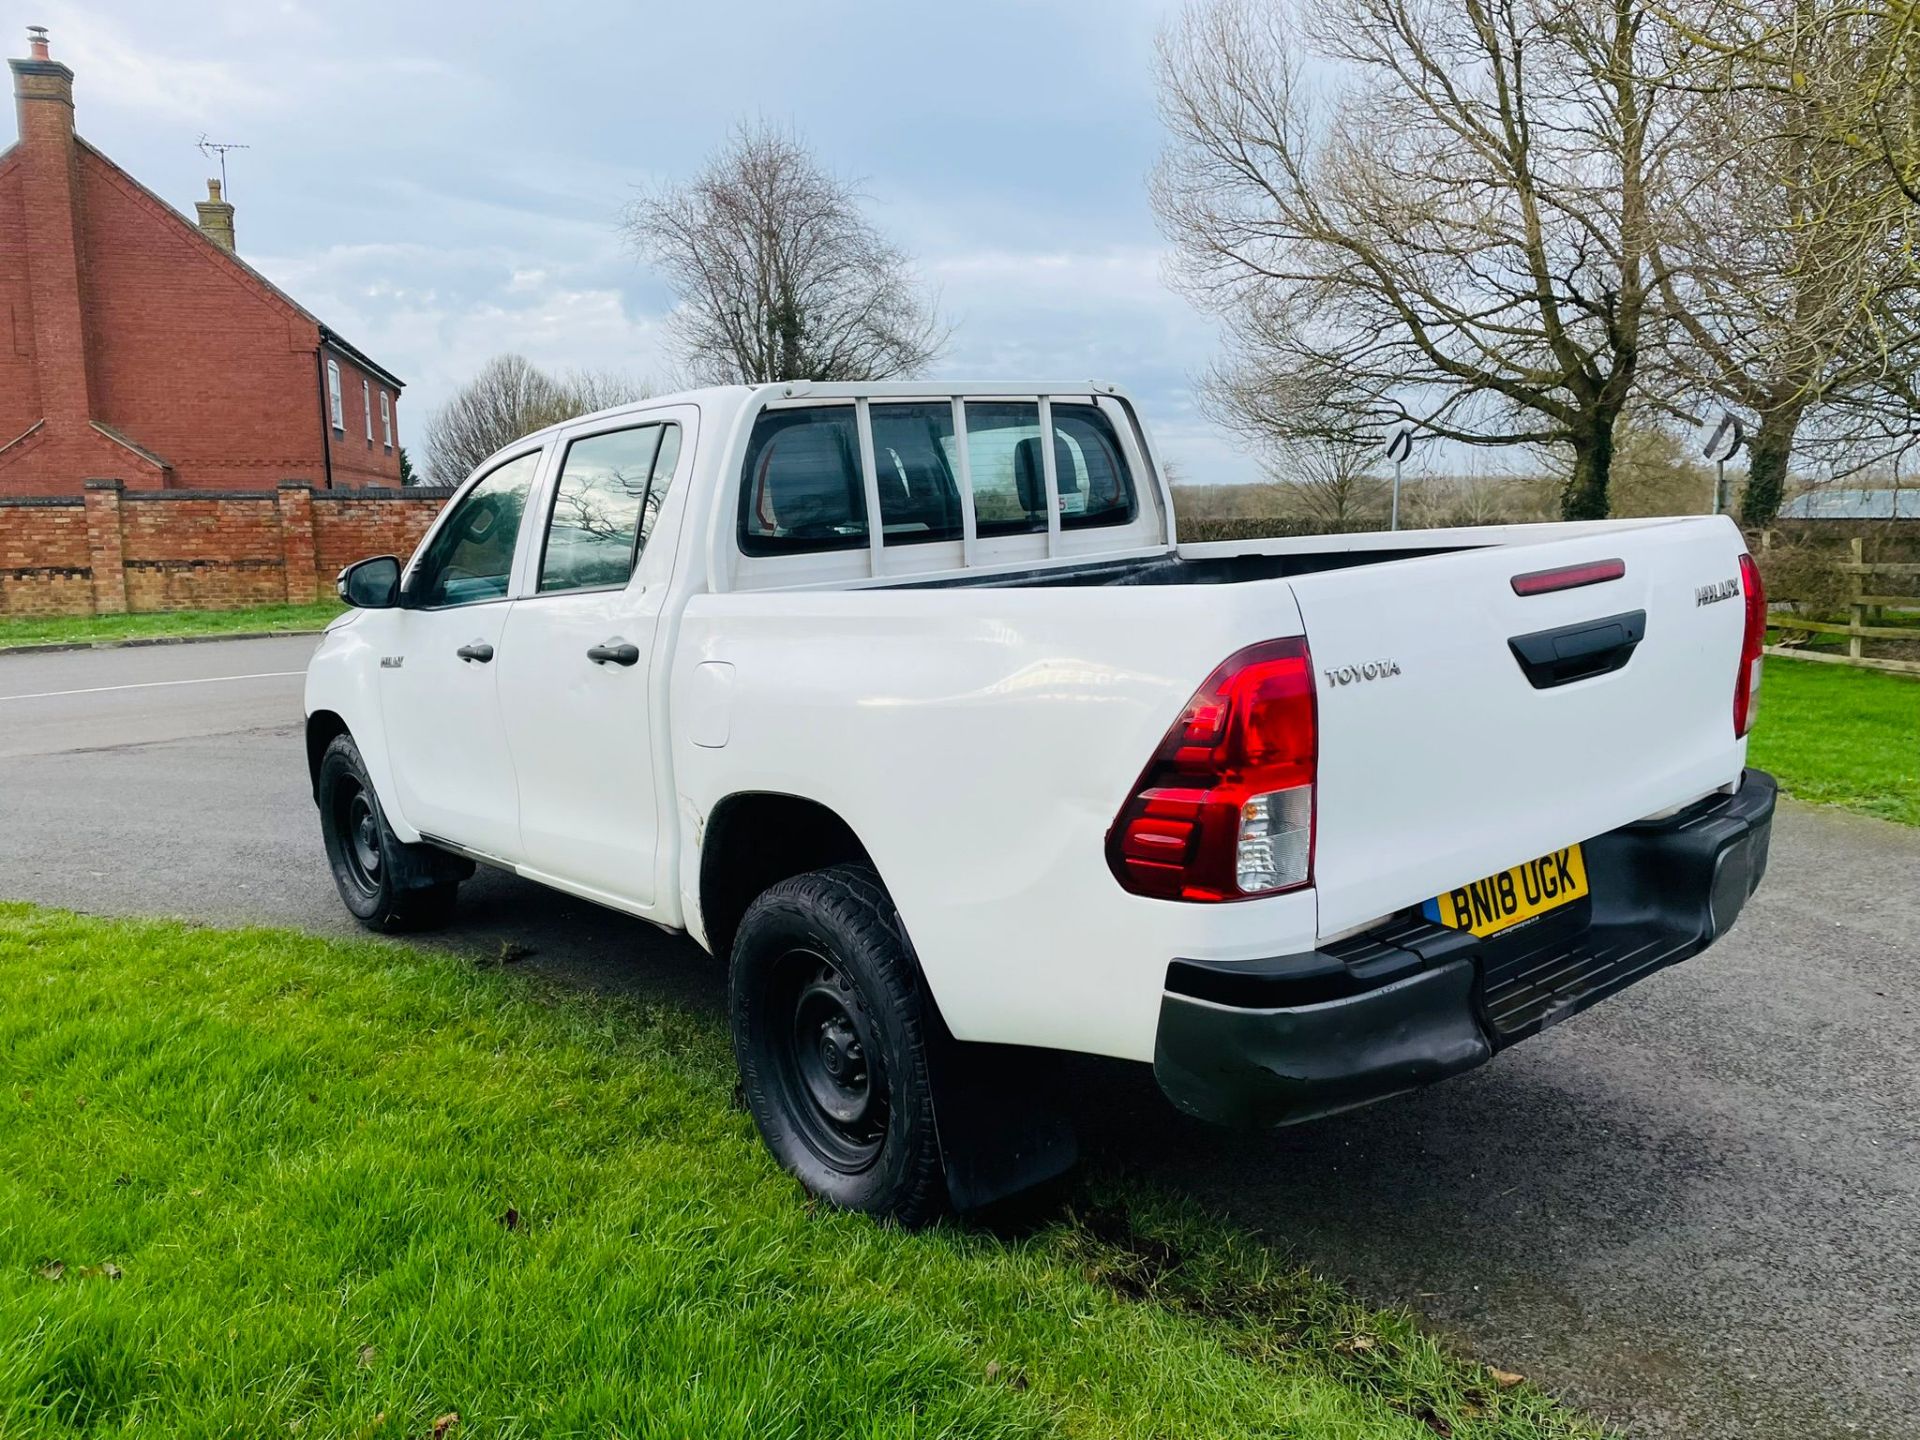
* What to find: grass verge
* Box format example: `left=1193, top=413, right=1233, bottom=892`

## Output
left=0, top=601, right=343, bottom=651
left=1748, top=657, right=1920, bottom=826
left=0, top=904, right=1607, bottom=1439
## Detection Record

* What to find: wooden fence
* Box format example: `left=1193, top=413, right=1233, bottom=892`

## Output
left=1765, top=537, right=1920, bottom=676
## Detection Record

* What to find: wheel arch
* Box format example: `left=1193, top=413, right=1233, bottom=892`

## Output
left=707, top=800, right=1080, bottom=1213
left=306, top=709, right=352, bottom=801
left=304, top=708, right=420, bottom=841
left=697, top=791, right=882, bottom=962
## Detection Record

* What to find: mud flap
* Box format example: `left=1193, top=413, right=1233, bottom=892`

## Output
left=921, top=1006, right=1079, bottom=1213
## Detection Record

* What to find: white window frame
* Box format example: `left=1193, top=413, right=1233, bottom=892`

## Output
left=380, top=391, right=393, bottom=450
left=722, top=386, right=1168, bottom=593
left=363, top=378, right=373, bottom=443
left=326, top=358, right=343, bottom=432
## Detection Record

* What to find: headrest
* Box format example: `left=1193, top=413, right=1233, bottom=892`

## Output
left=756, top=424, right=859, bottom=530
left=1012, top=434, right=1080, bottom=513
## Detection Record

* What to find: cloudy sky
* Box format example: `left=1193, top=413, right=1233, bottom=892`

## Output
left=23, top=0, right=1260, bottom=482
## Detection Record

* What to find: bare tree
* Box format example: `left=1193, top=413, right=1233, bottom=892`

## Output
left=1154, top=0, right=1691, bottom=519
left=623, top=122, right=946, bottom=385
left=1606, top=407, right=1714, bottom=515
left=1263, top=426, right=1388, bottom=526
left=1404, top=459, right=1560, bottom=526
left=422, top=354, right=648, bottom=485
left=1665, top=0, right=1920, bottom=208
left=1648, top=0, right=1920, bottom=525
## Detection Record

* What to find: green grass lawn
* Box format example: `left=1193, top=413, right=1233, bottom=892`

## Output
left=1748, top=658, right=1920, bottom=826
left=0, top=904, right=1604, bottom=1440
left=0, top=601, right=343, bottom=651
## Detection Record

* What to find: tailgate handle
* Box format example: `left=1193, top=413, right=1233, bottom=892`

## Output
left=1508, top=609, right=1646, bottom=689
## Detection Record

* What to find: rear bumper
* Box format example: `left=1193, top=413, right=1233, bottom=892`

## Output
left=1154, top=768, right=1776, bottom=1128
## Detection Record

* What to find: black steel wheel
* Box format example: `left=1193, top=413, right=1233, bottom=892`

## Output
left=774, top=950, right=888, bottom=1171
left=730, top=865, right=945, bottom=1224
left=316, top=733, right=464, bottom=931
left=337, top=783, right=385, bottom=901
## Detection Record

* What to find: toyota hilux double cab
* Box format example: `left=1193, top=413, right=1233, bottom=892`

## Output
left=305, top=381, right=1775, bottom=1223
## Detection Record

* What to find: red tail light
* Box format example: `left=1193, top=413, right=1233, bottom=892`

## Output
left=1735, top=553, right=1765, bottom=737
left=1107, top=637, right=1317, bottom=902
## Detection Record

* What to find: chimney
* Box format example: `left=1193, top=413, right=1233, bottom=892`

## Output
left=11, top=25, right=73, bottom=144
left=10, top=25, right=96, bottom=424
left=196, top=178, right=236, bottom=252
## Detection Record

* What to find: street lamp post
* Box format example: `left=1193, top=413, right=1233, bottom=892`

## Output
left=1702, top=413, right=1744, bottom=515
left=1383, top=423, right=1414, bottom=531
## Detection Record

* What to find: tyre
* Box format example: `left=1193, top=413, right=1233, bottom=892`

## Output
left=729, top=864, right=946, bottom=1225
left=317, top=733, right=466, bottom=931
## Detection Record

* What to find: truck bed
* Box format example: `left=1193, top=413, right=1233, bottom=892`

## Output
left=886, top=518, right=1689, bottom=590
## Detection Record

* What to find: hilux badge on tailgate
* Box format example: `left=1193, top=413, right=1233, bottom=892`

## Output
left=1323, top=658, right=1402, bottom=687
left=1695, top=577, right=1740, bottom=607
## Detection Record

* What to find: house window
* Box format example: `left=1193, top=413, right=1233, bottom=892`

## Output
left=326, top=359, right=343, bottom=432
left=363, top=379, right=373, bottom=443
left=380, top=391, right=393, bottom=451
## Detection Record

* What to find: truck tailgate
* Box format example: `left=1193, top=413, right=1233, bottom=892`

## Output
left=1288, top=517, right=1752, bottom=938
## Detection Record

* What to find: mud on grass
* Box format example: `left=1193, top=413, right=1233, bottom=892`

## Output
left=0, top=904, right=1611, bottom=1438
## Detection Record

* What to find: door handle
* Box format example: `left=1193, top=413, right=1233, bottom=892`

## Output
left=1507, top=609, right=1645, bottom=689
left=586, top=639, right=641, bottom=667
left=456, top=641, right=495, bottom=664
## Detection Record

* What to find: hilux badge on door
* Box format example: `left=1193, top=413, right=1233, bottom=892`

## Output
left=380, top=656, right=404, bottom=669
left=1695, top=577, right=1740, bottom=607
left=1323, top=658, right=1402, bottom=687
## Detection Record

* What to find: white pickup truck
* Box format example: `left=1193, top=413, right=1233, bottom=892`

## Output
left=304, top=381, right=1775, bottom=1222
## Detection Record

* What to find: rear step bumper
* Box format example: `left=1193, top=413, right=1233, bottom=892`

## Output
left=1154, top=768, right=1777, bottom=1128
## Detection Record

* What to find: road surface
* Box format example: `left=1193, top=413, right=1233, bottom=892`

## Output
left=1, top=635, right=1913, bottom=1438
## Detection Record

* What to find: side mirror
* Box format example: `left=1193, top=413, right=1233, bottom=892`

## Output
left=337, top=555, right=401, bottom=609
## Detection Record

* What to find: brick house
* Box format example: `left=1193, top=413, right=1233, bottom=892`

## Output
left=0, top=26, right=404, bottom=498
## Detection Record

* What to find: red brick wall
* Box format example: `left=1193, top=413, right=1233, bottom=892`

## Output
left=119, top=492, right=286, bottom=611
left=312, top=490, right=446, bottom=590
left=0, top=481, right=452, bottom=617
left=324, top=351, right=404, bottom=491
left=0, top=160, right=38, bottom=448
left=77, top=153, right=330, bottom=492
left=0, top=126, right=404, bottom=496
left=0, top=497, right=90, bottom=616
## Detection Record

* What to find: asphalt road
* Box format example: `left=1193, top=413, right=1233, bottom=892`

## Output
left=1, top=635, right=1914, bottom=1439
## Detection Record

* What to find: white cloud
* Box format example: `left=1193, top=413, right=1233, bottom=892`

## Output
left=32, top=0, right=1264, bottom=485
left=51, top=17, right=284, bottom=124
left=248, top=241, right=670, bottom=434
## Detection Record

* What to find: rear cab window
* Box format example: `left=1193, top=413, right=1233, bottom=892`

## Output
left=738, top=407, right=867, bottom=556
left=870, top=403, right=963, bottom=544
left=735, top=394, right=1144, bottom=580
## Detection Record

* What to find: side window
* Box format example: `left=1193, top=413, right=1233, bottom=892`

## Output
left=870, top=403, right=962, bottom=545
left=641, top=424, right=681, bottom=550
left=363, top=379, right=373, bottom=443
left=738, top=406, right=867, bottom=556
left=538, top=423, right=681, bottom=594
left=409, top=451, right=539, bottom=608
left=961, top=402, right=1047, bottom=537
left=1050, top=404, right=1137, bottom=529
left=380, top=391, right=393, bottom=450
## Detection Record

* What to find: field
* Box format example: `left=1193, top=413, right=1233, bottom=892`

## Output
left=0, top=904, right=1605, bottom=1440
left=0, top=602, right=344, bottom=651
left=1748, top=657, right=1920, bottom=826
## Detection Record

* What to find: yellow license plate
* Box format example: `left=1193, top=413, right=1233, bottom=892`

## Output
left=1424, top=845, right=1589, bottom=938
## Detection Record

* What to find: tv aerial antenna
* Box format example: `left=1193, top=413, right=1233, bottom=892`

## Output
left=196, top=134, right=250, bottom=194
